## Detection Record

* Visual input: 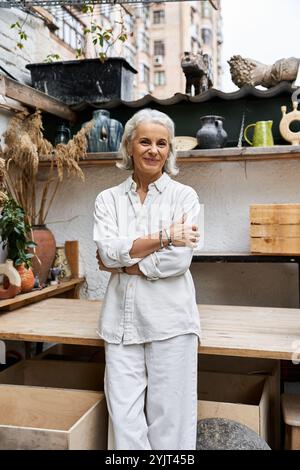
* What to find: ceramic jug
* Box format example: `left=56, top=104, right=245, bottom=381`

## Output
left=244, top=121, right=274, bottom=147
left=196, top=115, right=228, bottom=149
left=54, top=123, right=71, bottom=145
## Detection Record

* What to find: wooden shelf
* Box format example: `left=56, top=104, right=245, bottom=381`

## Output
left=192, top=252, right=300, bottom=262
left=0, top=278, right=84, bottom=312
left=0, top=74, right=77, bottom=122
left=38, top=145, right=300, bottom=167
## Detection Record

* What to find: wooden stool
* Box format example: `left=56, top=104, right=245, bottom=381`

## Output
left=281, top=394, right=300, bottom=450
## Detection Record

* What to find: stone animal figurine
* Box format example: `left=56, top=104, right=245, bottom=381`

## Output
left=181, top=51, right=213, bottom=96
left=228, top=55, right=300, bottom=89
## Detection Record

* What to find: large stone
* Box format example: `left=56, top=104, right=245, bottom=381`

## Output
left=197, top=418, right=271, bottom=450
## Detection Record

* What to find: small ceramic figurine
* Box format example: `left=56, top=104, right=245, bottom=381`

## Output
left=49, top=267, right=61, bottom=286
left=0, top=259, right=21, bottom=299
left=181, top=51, right=213, bottom=95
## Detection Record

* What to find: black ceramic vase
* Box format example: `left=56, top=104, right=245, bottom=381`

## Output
left=196, top=115, right=228, bottom=149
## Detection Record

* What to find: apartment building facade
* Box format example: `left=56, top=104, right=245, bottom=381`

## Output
left=149, top=1, right=222, bottom=98
left=0, top=1, right=221, bottom=100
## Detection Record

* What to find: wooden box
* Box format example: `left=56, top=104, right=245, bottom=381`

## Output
left=198, top=355, right=280, bottom=449
left=250, top=204, right=300, bottom=254
left=198, top=371, right=271, bottom=446
left=0, top=385, right=107, bottom=449
left=281, top=393, right=300, bottom=450
left=0, top=359, right=105, bottom=391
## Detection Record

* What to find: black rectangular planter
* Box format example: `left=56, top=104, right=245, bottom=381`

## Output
left=26, top=58, right=137, bottom=105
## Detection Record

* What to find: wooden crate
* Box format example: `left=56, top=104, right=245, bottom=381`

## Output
left=198, top=371, right=271, bottom=446
left=250, top=204, right=300, bottom=254
left=0, top=359, right=105, bottom=391
left=198, top=355, right=280, bottom=449
left=281, top=394, right=300, bottom=450
left=0, top=385, right=107, bottom=450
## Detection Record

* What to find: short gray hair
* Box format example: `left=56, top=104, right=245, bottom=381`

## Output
left=116, top=108, right=179, bottom=176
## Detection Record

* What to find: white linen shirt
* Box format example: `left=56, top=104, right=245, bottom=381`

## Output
left=93, top=171, right=201, bottom=345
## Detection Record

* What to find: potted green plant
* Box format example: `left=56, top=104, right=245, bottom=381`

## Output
left=0, top=197, right=37, bottom=293
left=0, top=109, right=91, bottom=285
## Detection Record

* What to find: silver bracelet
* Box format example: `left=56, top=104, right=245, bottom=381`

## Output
left=159, top=229, right=164, bottom=249
left=164, top=228, right=173, bottom=246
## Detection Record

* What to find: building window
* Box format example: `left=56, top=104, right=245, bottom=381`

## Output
left=190, top=7, right=196, bottom=24
left=138, top=31, right=150, bottom=53
left=153, top=10, right=165, bottom=25
left=100, top=3, right=110, bottom=19
left=154, top=71, right=166, bottom=86
left=154, top=40, right=165, bottom=56
left=50, top=7, right=84, bottom=50
left=140, top=64, right=150, bottom=87
left=191, top=38, right=198, bottom=55
left=201, top=1, right=212, bottom=18
left=202, top=28, right=213, bottom=45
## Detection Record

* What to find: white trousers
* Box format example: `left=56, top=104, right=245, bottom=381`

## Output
left=104, top=333, right=198, bottom=450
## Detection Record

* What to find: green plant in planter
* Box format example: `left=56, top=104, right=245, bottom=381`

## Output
left=0, top=198, right=36, bottom=269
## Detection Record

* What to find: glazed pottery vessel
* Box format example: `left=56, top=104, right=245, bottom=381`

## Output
left=244, top=120, right=274, bottom=147
left=16, top=263, right=35, bottom=293
left=83, top=110, right=123, bottom=152
left=196, top=115, right=228, bottom=149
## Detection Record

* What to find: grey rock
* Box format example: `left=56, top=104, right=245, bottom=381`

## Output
left=196, top=418, right=271, bottom=450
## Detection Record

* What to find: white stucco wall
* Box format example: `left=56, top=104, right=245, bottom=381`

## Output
left=44, top=160, right=300, bottom=309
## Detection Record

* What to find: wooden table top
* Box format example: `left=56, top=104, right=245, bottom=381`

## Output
left=0, top=298, right=299, bottom=360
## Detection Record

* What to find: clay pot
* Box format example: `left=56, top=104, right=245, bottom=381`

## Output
left=31, top=225, right=56, bottom=285
left=16, top=263, right=35, bottom=293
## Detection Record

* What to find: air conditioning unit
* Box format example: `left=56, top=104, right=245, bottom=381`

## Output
left=154, top=55, right=163, bottom=66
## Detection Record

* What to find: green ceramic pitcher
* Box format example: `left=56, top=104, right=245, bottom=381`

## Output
left=244, top=120, right=274, bottom=147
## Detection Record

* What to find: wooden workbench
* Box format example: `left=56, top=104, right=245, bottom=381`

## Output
left=0, top=298, right=298, bottom=360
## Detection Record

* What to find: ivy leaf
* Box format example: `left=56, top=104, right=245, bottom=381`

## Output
left=118, top=34, right=127, bottom=43
left=99, top=52, right=107, bottom=63
left=17, top=43, right=24, bottom=49
left=75, top=48, right=82, bottom=58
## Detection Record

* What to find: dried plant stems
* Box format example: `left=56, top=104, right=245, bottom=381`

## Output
left=0, top=110, right=91, bottom=226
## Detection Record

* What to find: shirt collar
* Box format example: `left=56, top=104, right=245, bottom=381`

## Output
left=124, top=172, right=171, bottom=194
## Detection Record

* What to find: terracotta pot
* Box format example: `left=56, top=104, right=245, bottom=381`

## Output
left=16, top=263, right=35, bottom=293
left=31, top=225, right=56, bottom=285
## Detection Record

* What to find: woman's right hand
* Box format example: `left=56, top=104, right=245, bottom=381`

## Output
left=169, top=214, right=200, bottom=248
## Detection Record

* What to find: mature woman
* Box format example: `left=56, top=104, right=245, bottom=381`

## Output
left=93, top=108, right=201, bottom=450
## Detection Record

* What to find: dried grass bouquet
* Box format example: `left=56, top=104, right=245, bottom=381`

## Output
left=0, top=110, right=92, bottom=225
